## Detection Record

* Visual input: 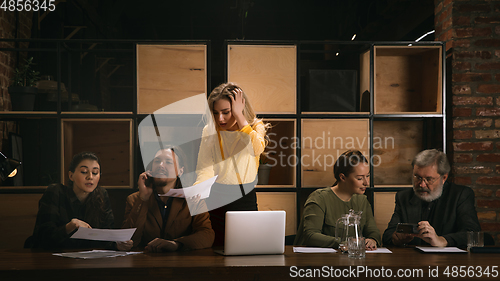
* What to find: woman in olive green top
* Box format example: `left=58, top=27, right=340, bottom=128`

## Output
left=294, top=150, right=381, bottom=250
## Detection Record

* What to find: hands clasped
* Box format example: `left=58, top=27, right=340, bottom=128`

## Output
left=145, top=238, right=180, bottom=252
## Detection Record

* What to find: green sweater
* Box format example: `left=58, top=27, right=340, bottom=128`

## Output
left=294, top=187, right=381, bottom=248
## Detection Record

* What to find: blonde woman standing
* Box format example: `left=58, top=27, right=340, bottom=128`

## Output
left=195, top=82, right=269, bottom=246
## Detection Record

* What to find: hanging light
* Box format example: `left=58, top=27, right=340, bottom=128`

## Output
left=0, top=152, right=21, bottom=181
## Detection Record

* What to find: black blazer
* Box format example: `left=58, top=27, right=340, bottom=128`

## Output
left=382, top=181, right=481, bottom=247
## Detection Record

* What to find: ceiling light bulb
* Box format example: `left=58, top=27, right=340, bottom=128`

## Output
left=351, top=34, right=356, bottom=40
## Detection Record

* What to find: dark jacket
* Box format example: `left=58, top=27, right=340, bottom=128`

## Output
left=28, top=184, right=115, bottom=250
left=122, top=191, right=214, bottom=250
left=382, top=181, right=481, bottom=247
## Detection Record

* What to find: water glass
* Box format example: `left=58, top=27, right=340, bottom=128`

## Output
left=348, top=237, right=365, bottom=259
left=467, top=231, right=484, bottom=251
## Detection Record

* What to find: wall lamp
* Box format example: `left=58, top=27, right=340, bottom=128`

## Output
left=0, top=152, right=21, bottom=181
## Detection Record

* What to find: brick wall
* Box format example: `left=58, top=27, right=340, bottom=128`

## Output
left=435, top=0, right=500, bottom=244
left=0, top=11, right=33, bottom=152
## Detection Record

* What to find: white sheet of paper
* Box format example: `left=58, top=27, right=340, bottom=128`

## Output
left=159, top=175, right=217, bottom=199
left=416, top=246, right=467, bottom=253
left=366, top=247, right=392, bottom=253
left=53, top=250, right=142, bottom=259
left=293, top=247, right=337, bottom=253
left=70, top=228, right=136, bottom=242
left=162, top=188, right=185, bottom=198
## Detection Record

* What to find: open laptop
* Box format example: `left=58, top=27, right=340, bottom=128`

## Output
left=214, top=210, right=286, bottom=256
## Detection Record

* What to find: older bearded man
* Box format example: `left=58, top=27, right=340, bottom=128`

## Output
left=382, top=149, right=481, bottom=248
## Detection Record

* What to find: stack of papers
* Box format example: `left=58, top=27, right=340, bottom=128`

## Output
left=293, top=247, right=337, bottom=253
left=53, top=250, right=142, bottom=259
left=416, top=246, right=467, bottom=253
left=292, top=247, right=393, bottom=254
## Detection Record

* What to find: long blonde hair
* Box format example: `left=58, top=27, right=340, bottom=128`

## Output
left=208, top=82, right=260, bottom=127
left=207, top=82, right=271, bottom=149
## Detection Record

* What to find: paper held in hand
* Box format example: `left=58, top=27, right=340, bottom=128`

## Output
left=159, top=175, right=217, bottom=199
left=70, top=227, right=136, bottom=242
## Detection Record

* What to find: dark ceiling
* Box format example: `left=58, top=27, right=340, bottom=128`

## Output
left=27, top=0, right=437, bottom=89
left=35, top=0, right=436, bottom=42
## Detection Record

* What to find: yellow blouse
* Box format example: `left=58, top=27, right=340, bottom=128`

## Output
left=194, top=121, right=266, bottom=185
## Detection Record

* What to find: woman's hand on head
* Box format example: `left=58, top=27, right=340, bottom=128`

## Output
left=138, top=171, right=153, bottom=201
left=229, top=88, right=245, bottom=115
left=65, top=218, right=91, bottom=234
left=229, top=88, right=248, bottom=128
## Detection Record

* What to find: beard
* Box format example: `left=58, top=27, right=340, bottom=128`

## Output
left=153, top=177, right=168, bottom=188
left=151, top=168, right=172, bottom=189
left=413, top=181, right=444, bottom=202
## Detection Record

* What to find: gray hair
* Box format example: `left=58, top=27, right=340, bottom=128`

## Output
left=412, top=149, right=450, bottom=176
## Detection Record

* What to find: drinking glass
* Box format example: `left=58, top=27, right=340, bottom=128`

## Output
left=348, top=237, right=365, bottom=259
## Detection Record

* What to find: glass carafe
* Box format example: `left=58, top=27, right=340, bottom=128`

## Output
left=335, top=209, right=362, bottom=253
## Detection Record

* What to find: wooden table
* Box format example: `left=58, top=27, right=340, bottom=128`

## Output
left=1, top=246, right=498, bottom=280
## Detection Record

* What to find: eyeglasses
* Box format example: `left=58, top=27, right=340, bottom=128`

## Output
left=413, top=175, right=441, bottom=185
